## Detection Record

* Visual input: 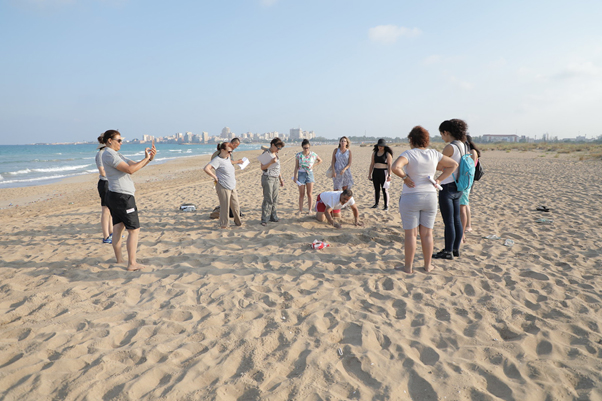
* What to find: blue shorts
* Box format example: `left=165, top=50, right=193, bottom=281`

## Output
left=460, top=187, right=471, bottom=205
left=298, top=170, right=315, bottom=184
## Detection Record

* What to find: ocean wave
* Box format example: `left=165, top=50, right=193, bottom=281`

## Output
left=31, top=164, right=91, bottom=173
left=0, top=173, right=72, bottom=185
left=6, top=168, right=31, bottom=175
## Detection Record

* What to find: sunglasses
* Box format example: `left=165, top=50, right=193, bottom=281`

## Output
left=113, top=138, right=123, bottom=143
left=227, top=150, right=232, bottom=154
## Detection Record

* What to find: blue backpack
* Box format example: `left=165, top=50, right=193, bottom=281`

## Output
left=451, top=141, right=475, bottom=191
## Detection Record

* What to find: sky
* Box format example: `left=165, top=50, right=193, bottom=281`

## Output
left=1, top=0, right=601, bottom=145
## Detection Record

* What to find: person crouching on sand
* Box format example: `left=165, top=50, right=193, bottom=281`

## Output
left=101, top=130, right=156, bottom=271
left=315, top=189, right=363, bottom=229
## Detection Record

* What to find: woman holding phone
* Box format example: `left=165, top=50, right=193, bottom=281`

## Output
left=101, top=130, right=156, bottom=271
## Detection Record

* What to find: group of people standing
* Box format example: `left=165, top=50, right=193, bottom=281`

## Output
left=95, top=119, right=480, bottom=274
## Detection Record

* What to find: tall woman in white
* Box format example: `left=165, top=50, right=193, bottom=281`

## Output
left=392, top=126, right=457, bottom=274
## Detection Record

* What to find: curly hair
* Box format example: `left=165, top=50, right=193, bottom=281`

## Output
left=407, top=126, right=430, bottom=148
left=439, top=119, right=468, bottom=142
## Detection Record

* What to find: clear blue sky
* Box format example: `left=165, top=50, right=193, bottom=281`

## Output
left=1, top=0, right=601, bottom=144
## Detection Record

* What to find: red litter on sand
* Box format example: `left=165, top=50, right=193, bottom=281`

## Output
left=311, top=240, right=330, bottom=250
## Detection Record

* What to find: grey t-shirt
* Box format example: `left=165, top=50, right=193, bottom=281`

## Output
left=95, top=148, right=108, bottom=181
left=102, top=148, right=136, bottom=195
left=209, top=156, right=236, bottom=190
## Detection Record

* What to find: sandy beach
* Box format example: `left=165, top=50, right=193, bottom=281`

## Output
left=1, top=144, right=602, bottom=400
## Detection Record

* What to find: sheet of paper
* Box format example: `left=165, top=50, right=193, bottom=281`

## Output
left=239, top=157, right=250, bottom=170
left=257, top=151, right=274, bottom=165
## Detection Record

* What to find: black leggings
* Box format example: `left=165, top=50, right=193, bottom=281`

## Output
left=372, top=168, right=389, bottom=207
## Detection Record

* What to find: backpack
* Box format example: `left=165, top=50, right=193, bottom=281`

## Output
left=474, top=159, right=484, bottom=181
left=451, top=141, right=475, bottom=191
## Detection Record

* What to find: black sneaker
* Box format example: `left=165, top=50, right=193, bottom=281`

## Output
left=383, top=206, right=389, bottom=211
left=370, top=204, right=378, bottom=209
left=433, top=250, right=453, bottom=260
left=453, top=249, right=460, bottom=258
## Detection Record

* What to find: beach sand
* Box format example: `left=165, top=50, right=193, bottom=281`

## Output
left=1, top=144, right=602, bottom=400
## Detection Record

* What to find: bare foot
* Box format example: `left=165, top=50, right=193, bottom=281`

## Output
left=466, top=227, right=473, bottom=232
left=127, top=263, right=144, bottom=271
left=424, top=264, right=435, bottom=273
left=394, top=265, right=413, bottom=273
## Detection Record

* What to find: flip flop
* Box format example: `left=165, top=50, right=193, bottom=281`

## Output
left=536, top=206, right=550, bottom=212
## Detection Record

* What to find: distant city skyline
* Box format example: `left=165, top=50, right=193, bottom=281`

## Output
left=1, top=1, right=602, bottom=145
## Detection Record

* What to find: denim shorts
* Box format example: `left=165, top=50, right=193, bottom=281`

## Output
left=298, top=170, right=315, bottom=184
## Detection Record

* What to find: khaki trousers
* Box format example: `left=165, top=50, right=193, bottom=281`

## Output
left=216, top=182, right=241, bottom=227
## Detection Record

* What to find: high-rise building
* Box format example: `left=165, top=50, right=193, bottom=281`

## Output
left=290, top=128, right=315, bottom=140
left=221, top=127, right=231, bottom=139
left=290, top=128, right=302, bottom=140
left=202, top=131, right=209, bottom=143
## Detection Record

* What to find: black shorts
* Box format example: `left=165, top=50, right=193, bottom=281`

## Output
left=97, top=179, right=109, bottom=207
left=106, top=191, right=140, bottom=230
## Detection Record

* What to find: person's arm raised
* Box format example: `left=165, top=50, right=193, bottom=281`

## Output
left=117, top=145, right=155, bottom=175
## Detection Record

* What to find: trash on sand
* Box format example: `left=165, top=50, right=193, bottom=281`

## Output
left=484, top=234, right=501, bottom=240
left=536, top=218, right=553, bottom=224
left=338, top=348, right=343, bottom=356
left=311, top=240, right=330, bottom=250
left=180, top=203, right=197, bottom=212
left=504, top=239, right=515, bottom=247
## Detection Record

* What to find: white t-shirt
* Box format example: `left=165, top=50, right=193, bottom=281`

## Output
left=439, top=141, right=466, bottom=185
left=398, top=148, right=443, bottom=194
left=317, top=191, right=355, bottom=211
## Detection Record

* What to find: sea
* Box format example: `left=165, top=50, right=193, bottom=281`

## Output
left=0, top=143, right=263, bottom=189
